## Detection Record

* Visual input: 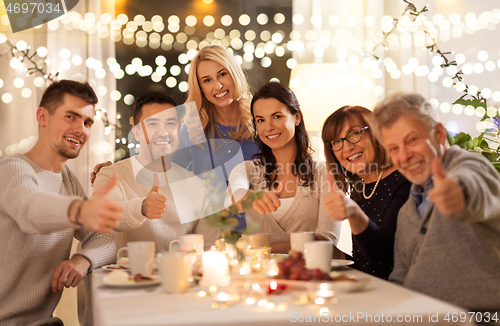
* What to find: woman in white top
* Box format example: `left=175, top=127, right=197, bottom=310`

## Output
left=227, top=83, right=341, bottom=253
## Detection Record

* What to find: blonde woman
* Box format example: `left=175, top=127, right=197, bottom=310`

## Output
left=173, top=45, right=259, bottom=229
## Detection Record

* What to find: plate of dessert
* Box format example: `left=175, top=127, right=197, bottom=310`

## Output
left=103, top=270, right=161, bottom=289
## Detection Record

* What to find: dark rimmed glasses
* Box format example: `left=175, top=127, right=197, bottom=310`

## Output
left=328, top=126, right=369, bottom=151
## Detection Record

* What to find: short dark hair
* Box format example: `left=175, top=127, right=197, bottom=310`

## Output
left=132, top=91, right=182, bottom=125
left=40, top=80, right=98, bottom=114
left=250, top=82, right=315, bottom=189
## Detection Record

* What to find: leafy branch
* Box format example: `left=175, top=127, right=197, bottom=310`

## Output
left=449, top=129, right=500, bottom=173
left=2, top=39, right=59, bottom=80
left=372, top=0, right=492, bottom=112
left=202, top=171, right=261, bottom=245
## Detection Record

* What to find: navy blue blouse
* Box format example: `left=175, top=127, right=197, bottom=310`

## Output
left=350, top=170, right=412, bottom=280
left=173, top=123, right=259, bottom=230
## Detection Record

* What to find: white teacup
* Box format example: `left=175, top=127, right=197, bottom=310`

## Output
left=117, top=241, right=155, bottom=277
left=157, top=252, right=191, bottom=293
left=241, top=233, right=271, bottom=249
left=304, top=241, right=333, bottom=273
left=290, top=232, right=315, bottom=253
left=169, top=234, right=204, bottom=253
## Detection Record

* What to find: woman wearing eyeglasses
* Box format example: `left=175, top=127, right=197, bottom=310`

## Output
left=321, top=106, right=411, bottom=279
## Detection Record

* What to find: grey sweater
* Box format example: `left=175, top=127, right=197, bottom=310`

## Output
left=0, top=154, right=117, bottom=325
left=389, top=146, right=500, bottom=311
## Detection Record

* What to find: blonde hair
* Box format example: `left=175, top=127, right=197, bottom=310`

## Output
left=184, top=45, right=253, bottom=148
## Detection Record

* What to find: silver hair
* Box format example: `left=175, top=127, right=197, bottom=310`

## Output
left=371, top=92, right=440, bottom=143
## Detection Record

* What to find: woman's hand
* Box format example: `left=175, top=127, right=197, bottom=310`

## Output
left=252, top=182, right=284, bottom=214
left=324, top=172, right=369, bottom=234
left=90, top=161, right=112, bottom=185
left=324, top=172, right=354, bottom=220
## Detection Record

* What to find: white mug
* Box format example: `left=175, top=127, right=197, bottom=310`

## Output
left=241, top=233, right=271, bottom=249
left=290, top=232, right=315, bottom=253
left=117, top=241, right=155, bottom=277
left=169, top=234, right=204, bottom=253
left=304, top=241, right=333, bottom=273
left=157, top=252, right=191, bottom=293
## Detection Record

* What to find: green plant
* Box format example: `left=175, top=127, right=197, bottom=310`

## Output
left=201, top=172, right=262, bottom=244
left=448, top=129, right=500, bottom=173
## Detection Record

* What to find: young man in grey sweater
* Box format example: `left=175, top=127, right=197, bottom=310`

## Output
left=372, top=93, right=500, bottom=314
left=0, top=80, right=124, bottom=325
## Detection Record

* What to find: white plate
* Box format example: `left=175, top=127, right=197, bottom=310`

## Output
left=332, top=277, right=371, bottom=292
left=269, top=276, right=370, bottom=292
left=101, top=264, right=130, bottom=272
left=269, top=253, right=288, bottom=261
left=269, top=279, right=333, bottom=290
left=331, top=259, right=354, bottom=269
left=102, top=275, right=161, bottom=289
left=101, top=264, right=159, bottom=273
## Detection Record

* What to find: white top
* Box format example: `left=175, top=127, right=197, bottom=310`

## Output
left=226, top=159, right=341, bottom=244
left=271, top=197, right=295, bottom=222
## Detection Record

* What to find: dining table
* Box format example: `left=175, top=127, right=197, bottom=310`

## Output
left=92, top=265, right=474, bottom=326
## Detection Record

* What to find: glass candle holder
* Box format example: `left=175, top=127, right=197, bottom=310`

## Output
left=246, top=247, right=271, bottom=272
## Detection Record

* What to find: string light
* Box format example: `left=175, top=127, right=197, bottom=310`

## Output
left=1, top=4, right=499, bottom=156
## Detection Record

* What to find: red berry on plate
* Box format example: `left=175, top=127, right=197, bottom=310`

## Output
left=291, top=264, right=305, bottom=274
left=299, top=271, right=312, bottom=281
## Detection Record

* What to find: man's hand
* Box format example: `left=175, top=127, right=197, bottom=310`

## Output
left=141, top=173, right=167, bottom=219
left=427, top=158, right=465, bottom=216
left=51, top=255, right=91, bottom=292
left=324, top=172, right=361, bottom=221
left=252, top=182, right=284, bottom=214
left=90, top=161, right=112, bottom=186
left=77, top=174, right=124, bottom=233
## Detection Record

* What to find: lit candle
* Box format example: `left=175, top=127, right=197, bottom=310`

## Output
left=202, top=250, right=229, bottom=286
left=213, top=291, right=233, bottom=309
left=315, top=283, right=334, bottom=298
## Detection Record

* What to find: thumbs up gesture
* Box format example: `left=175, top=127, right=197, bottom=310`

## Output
left=324, top=172, right=361, bottom=221
left=141, top=173, right=167, bottom=219
left=427, top=158, right=465, bottom=216
left=252, top=182, right=284, bottom=214
left=76, top=174, right=124, bottom=233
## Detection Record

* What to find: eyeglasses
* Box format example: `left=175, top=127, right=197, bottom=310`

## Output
left=328, top=126, right=369, bottom=151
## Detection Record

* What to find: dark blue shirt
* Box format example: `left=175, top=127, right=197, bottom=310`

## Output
left=351, top=170, right=412, bottom=280
left=173, top=123, right=259, bottom=230
left=410, top=179, right=434, bottom=218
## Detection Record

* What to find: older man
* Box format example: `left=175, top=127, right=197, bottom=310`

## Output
left=0, top=80, right=122, bottom=325
left=92, top=91, right=218, bottom=252
left=372, top=93, right=500, bottom=313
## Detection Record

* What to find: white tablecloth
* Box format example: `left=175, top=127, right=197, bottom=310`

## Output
left=92, top=268, right=472, bottom=326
